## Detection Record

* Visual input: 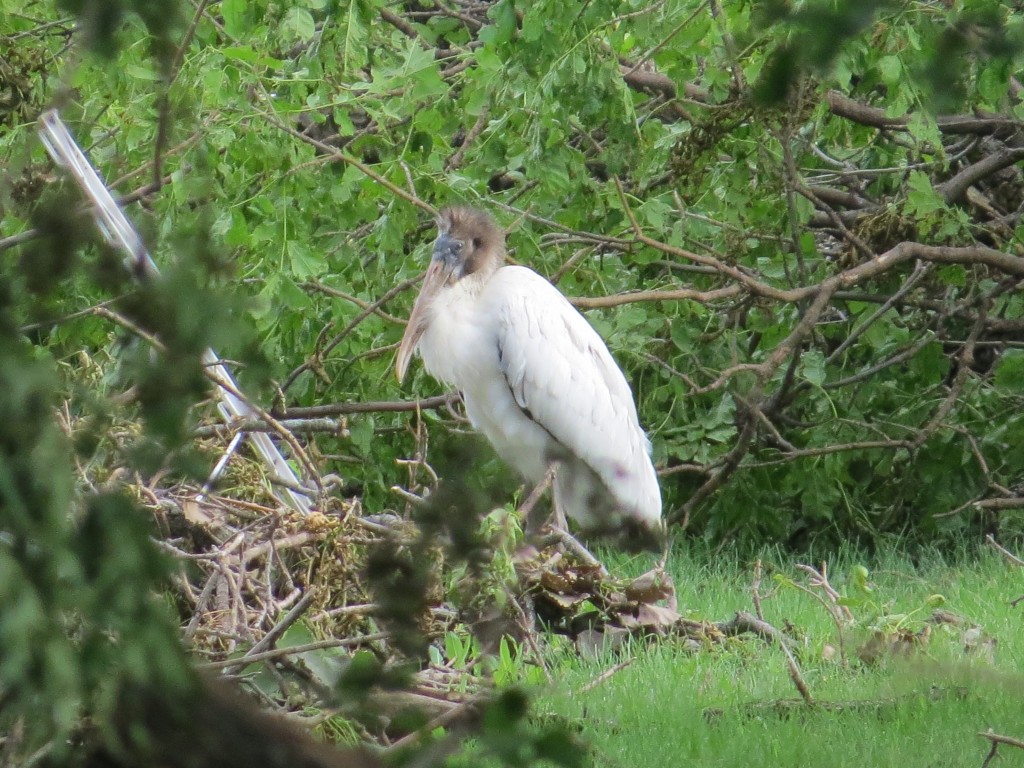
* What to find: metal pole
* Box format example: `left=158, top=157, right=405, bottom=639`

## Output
left=38, top=110, right=313, bottom=515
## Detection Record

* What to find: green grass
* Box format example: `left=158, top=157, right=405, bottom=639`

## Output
left=527, top=543, right=1024, bottom=768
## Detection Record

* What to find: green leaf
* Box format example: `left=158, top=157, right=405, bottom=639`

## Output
left=337, top=0, right=371, bottom=73
left=994, top=349, right=1024, bottom=391
left=489, top=0, right=518, bottom=46
left=281, top=8, right=316, bottom=43
left=403, top=44, right=446, bottom=100
left=349, top=415, right=375, bottom=455
left=124, top=63, right=160, bottom=81
left=878, top=54, right=901, bottom=85
left=937, top=265, right=966, bottom=287
left=801, top=349, right=826, bottom=387
left=906, top=170, right=945, bottom=217
left=908, top=342, right=948, bottom=383
left=287, top=241, right=323, bottom=279
left=670, top=323, right=692, bottom=352
left=221, top=0, right=248, bottom=37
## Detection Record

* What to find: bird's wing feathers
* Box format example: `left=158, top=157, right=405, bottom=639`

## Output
left=487, top=267, right=660, bottom=525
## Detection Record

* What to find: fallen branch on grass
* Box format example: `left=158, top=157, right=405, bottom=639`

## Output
left=979, top=729, right=1024, bottom=768
left=717, top=611, right=812, bottom=705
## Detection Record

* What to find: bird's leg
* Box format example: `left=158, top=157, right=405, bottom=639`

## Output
left=548, top=465, right=569, bottom=532
left=518, top=462, right=558, bottom=538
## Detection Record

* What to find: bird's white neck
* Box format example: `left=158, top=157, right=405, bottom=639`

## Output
left=417, top=272, right=496, bottom=388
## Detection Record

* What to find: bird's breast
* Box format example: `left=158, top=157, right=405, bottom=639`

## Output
left=417, top=283, right=495, bottom=389
left=415, top=280, right=555, bottom=481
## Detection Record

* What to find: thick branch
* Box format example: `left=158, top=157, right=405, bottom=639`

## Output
left=937, top=145, right=1024, bottom=204
left=570, top=285, right=740, bottom=309
left=827, top=90, right=1024, bottom=136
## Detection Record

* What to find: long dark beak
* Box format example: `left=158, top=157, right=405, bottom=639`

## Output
left=395, top=256, right=456, bottom=382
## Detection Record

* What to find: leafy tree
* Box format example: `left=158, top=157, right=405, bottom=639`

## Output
left=3, top=0, right=1024, bottom=761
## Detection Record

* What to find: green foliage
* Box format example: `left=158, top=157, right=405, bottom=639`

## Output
left=0, top=222, right=195, bottom=758
left=3, top=11, right=1024, bottom=759
left=1, top=6, right=284, bottom=760
left=753, top=0, right=892, bottom=103
left=422, top=689, right=586, bottom=768
left=753, top=0, right=1024, bottom=110
left=2, top=5, right=1024, bottom=766
left=57, top=0, right=184, bottom=65
left=430, top=632, right=547, bottom=688
left=5, top=0, right=1024, bottom=551
left=776, top=563, right=947, bottom=636
left=494, top=636, right=549, bottom=688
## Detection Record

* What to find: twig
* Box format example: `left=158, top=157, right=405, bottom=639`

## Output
left=793, top=563, right=850, bottom=666
left=938, top=146, right=1024, bottom=203
left=281, top=275, right=423, bottom=393
left=200, top=633, right=391, bottom=669
left=826, top=90, right=1023, bottom=135
left=379, top=7, right=419, bottom=38
left=385, top=692, right=487, bottom=753
left=743, top=440, right=914, bottom=468
left=975, top=498, right=1024, bottom=512
left=302, top=281, right=405, bottom=325
left=716, top=610, right=789, bottom=645
left=257, top=108, right=436, bottom=215
left=184, top=572, right=220, bottom=641
left=447, top=105, right=491, bottom=170
left=985, top=534, right=1024, bottom=567
left=546, top=526, right=607, bottom=576
left=241, top=532, right=318, bottom=565
left=317, top=603, right=380, bottom=620
left=243, top=591, right=314, bottom=657
left=509, top=595, right=553, bottom=685
left=575, top=659, right=634, bottom=695
left=570, top=285, right=740, bottom=309
left=752, top=559, right=764, bottom=622
left=795, top=563, right=853, bottom=619
left=391, top=485, right=428, bottom=506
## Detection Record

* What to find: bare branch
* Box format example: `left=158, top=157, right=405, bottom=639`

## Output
left=274, top=393, right=458, bottom=418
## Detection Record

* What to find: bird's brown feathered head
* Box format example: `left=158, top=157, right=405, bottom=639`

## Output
left=395, top=207, right=505, bottom=381
left=432, top=206, right=505, bottom=280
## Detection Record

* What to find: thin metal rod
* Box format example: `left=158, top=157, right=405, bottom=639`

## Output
left=38, top=110, right=312, bottom=515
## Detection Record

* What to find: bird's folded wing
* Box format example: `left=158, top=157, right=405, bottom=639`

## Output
left=489, top=267, right=654, bottom=500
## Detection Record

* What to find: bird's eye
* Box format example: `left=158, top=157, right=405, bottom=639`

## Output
left=471, top=237, right=482, bottom=250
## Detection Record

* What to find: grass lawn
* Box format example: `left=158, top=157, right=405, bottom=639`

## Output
left=528, top=543, right=1024, bottom=768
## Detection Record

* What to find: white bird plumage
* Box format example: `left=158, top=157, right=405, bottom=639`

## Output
left=396, top=207, right=662, bottom=548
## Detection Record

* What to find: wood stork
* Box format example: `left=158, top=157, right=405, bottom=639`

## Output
left=396, top=207, right=663, bottom=549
